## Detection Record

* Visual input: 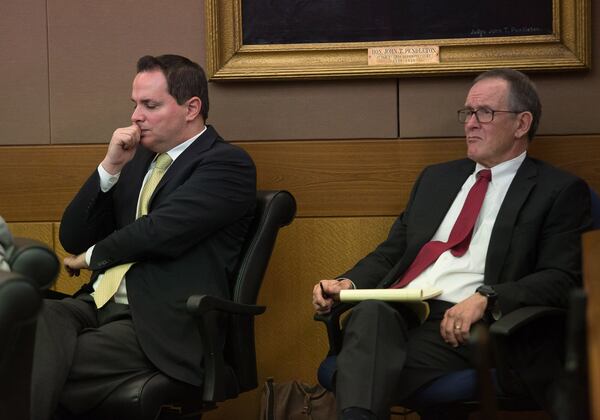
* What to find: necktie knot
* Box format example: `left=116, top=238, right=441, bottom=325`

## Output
left=478, top=169, right=492, bottom=182
left=155, top=153, right=173, bottom=171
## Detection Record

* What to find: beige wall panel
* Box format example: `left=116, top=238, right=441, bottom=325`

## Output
left=535, top=2, right=599, bottom=135
left=398, top=76, right=470, bottom=138
left=47, top=0, right=205, bottom=144
left=209, top=79, right=398, bottom=141
left=399, top=67, right=600, bottom=139
left=399, top=2, right=599, bottom=140
left=0, top=0, right=50, bottom=145
left=205, top=216, right=396, bottom=419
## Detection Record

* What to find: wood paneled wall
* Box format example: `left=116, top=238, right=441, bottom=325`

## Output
left=1, top=134, right=599, bottom=418
left=2, top=134, right=600, bottom=222
left=584, top=230, right=600, bottom=420
left=1, top=1, right=598, bottom=419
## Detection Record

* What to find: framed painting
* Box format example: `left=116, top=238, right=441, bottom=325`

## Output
left=205, top=0, right=590, bottom=81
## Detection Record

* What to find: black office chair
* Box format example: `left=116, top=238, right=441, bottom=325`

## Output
left=315, top=298, right=573, bottom=419
left=6, top=237, right=61, bottom=291
left=316, top=189, right=600, bottom=419
left=0, top=237, right=60, bottom=420
left=75, top=190, right=297, bottom=419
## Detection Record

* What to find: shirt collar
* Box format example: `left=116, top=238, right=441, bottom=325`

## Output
left=475, top=151, right=526, bottom=182
left=163, top=125, right=207, bottom=163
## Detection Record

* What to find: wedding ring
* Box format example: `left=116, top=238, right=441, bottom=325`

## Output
left=454, top=325, right=461, bottom=330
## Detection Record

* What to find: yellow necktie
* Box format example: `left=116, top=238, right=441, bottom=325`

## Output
left=92, top=153, right=173, bottom=308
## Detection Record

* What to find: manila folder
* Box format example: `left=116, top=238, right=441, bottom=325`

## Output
left=339, top=288, right=443, bottom=323
left=339, top=288, right=442, bottom=302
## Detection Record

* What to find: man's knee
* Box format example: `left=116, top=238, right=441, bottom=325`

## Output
left=349, top=300, right=406, bottom=324
left=344, top=300, right=409, bottom=341
left=352, top=299, right=396, bottom=316
left=39, top=297, right=97, bottom=331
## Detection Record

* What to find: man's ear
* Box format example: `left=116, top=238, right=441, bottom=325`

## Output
left=185, top=97, right=202, bottom=121
left=515, top=111, right=533, bottom=139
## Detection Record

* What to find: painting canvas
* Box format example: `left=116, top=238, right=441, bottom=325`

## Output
left=242, top=0, right=553, bottom=45
left=205, top=0, right=590, bottom=80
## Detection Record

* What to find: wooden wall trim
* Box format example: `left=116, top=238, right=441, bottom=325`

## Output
left=583, top=230, right=600, bottom=420
left=0, top=135, right=599, bottom=221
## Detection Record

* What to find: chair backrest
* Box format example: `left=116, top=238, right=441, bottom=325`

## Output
left=7, top=237, right=60, bottom=290
left=0, top=272, right=43, bottom=420
left=0, top=237, right=59, bottom=420
left=232, top=190, right=296, bottom=305
left=226, top=190, right=296, bottom=392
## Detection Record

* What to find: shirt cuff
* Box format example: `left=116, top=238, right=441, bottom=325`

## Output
left=85, top=245, right=94, bottom=266
left=336, top=277, right=356, bottom=289
left=98, top=164, right=120, bottom=192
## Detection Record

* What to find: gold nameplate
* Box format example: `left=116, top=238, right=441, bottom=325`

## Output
left=368, top=46, right=440, bottom=66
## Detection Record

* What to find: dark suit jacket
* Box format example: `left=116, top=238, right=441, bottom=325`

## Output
left=59, top=125, right=257, bottom=386
left=341, top=157, right=592, bottom=405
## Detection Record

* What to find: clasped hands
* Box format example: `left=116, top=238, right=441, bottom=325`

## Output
left=312, top=279, right=488, bottom=348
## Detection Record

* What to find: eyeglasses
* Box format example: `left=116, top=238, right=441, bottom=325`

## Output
left=457, top=107, right=524, bottom=124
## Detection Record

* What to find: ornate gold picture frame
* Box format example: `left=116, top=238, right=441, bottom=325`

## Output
left=205, top=0, right=590, bottom=81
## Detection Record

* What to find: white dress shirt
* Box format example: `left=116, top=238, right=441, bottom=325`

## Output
left=406, top=152, right=526, bottom=303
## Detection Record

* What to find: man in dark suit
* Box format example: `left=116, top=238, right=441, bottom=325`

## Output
left=31, top=55, right=256, bottom=419
left=313, top=68, right=592, bottom=419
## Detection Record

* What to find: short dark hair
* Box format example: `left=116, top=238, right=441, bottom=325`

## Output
left=474, top=68, right=541, bottom=141
left=136, top=54, right=209, bottom=121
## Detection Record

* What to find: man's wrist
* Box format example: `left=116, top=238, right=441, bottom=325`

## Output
left=337, top=278, right=356, bottom=290
left=476, top=285, right=502, bottom=320
left=98, top=164, right=120, bottom=192
left=100, top=160, right=123, bottom=176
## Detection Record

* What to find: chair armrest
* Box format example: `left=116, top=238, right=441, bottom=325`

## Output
left=490, top=306, right=565, bottom=336
left=314, top=302, right=355, bottom=355
left=186, top=294, right=266, bottom=403
left=6, top=237, right=59, bottom=290
left=489, top=305, right=566, bottom=399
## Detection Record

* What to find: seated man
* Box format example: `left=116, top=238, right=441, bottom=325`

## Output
left=0, top=216, right=13, bottom=271
left=31, top=54, right=257, bottom=419
left=312, top=68, right=592, bottom=419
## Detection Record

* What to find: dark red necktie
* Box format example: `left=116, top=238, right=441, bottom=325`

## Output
left=391, top=169, right=492, bottom=289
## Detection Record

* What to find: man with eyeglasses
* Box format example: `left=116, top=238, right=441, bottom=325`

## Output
left=313, top=68, right=592, bottom=419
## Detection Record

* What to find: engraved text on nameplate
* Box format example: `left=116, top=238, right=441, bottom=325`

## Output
left=368, top=46, right=440, bottom=66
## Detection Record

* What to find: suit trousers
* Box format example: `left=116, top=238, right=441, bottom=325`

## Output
left=31, top=294, right=156, bottom=420
left=335, top=300, right=473, bottom=418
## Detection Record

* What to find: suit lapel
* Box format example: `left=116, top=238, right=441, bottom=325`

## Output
left=147, top=125, right=218, bottom=207
left=414, top=160, right=475, bottom=245
left=484, top=157, right=537, bottom=285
